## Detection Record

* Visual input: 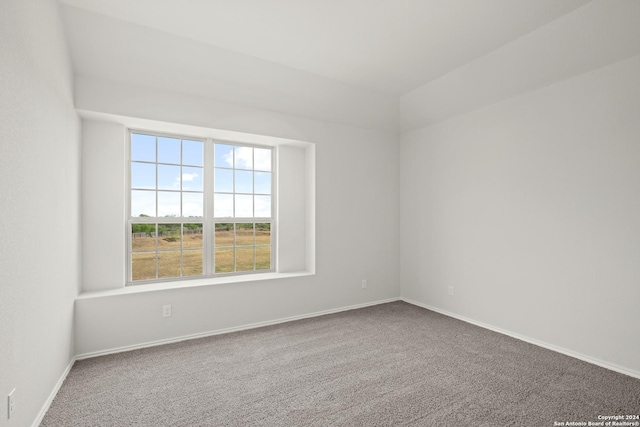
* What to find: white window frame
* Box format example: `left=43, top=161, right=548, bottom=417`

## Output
left=126, top=129, right=276, bottom=285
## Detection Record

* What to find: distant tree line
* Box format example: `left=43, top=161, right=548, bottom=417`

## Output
left=132, top=215, right=203, bottom=236
left=132, top=215, right=270, bottom=235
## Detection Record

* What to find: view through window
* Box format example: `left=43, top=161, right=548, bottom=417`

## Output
left=129, top=131, right=274, bottom=283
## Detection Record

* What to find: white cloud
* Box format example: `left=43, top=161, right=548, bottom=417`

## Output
left=235, top=194, right=253, bottom=217
left=222, top=146, right=271, bottom=171
left=182, top=172, right=198, bottom=182
left=214, top=194, right=233, bottom=217
left=254, top=148, right=271, bottom=171
left=131, top=190, right=155, bottom=217
left=172, top=172, right=200, bottom=190
left=234, top=146, right=253, bottom=169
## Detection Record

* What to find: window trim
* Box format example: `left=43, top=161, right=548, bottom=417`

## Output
left=126, top=129, right=276, bottom=285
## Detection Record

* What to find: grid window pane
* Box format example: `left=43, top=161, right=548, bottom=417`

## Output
left=215, top=248, right=234, bottom=273
left=158, top=251, right=181, bottom=278
left=131, top=190, right=156, bottom=217
left=182, top=192, right=203, bottom=217
left=182, top=140, right=203, bottom=166
left=214, top=168, right=233, bottom=193
left=234, top=146, right=253, bottom=170
left=214, top=194, right=233, bottom=217
left=158, top=137, right=180, bottom=164
left=131, top=134, right=155, bottom=162
left=236, top=247, right=254, bottom=271
left=235, top=170, right=253, bottom=193
left=255, top=223, right=271, bottom=245
left=182, top=166, right=203, bottom=191
left=132, top=252, right=156, bottom=281
left=254, top=172, right=271, bottom=195
left=236, top=223, right=254, bottom=246
left=157, top=224, right=181, bottom=250
left=183, top=224, right=203, bottom=249
left=254, top=148, right=271, bottom=171
left=131, top=162, right=156, bottom=189
left=256, top=246, right=271, bottom=270
left=183, top=250, right=203, bottom=276
left=215, top=144, right=234, bottom=168
left=255, top=195, right=271, bottom=217
left=130, top=133, right=274, bottom=283
left=132, top=224, right=156, bottom=252
left=215, top=223, right=234, bottom=247
left=235, top=195, right=253, bottom=217
left=158, top=192, right=180, bottom=217
left=158, top=165, right=181, bottom=190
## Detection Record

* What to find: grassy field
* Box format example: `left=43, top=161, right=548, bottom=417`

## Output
left=131, top=228, right=271, bottom=281
left=214, top=246, right=270, bottom=274
left=215, top=228, right=271, bottom=246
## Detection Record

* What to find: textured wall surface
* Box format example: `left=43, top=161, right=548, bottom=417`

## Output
left=401, top=55, right=640, bottom=375
left=0, top=0, right=80, bottom=425
left=76, top=99, right=400, bottom=355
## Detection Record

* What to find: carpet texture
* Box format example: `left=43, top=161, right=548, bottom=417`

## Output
left=41, top=302, right=640, bottom=426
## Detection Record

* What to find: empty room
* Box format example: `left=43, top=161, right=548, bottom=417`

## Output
left=1, top=0, right=639, bottom=425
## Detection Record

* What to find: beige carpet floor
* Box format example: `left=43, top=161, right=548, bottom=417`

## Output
left=41, top=301, right=640, bottom=426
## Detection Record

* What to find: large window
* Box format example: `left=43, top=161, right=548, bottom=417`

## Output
left=128, top=131, right=274, bottom=283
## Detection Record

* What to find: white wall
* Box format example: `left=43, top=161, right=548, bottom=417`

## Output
left=400, top=55, right=640, bottom=375
left=277, top=145, right=308, bottom=273
left=76, top=77, right=399, bottom=355
left=0, top=1, right=80, bottom=425
left=82, top=121, right=126, bottom=290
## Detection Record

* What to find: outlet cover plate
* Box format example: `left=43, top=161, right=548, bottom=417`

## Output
left=8, top=388, right=15, bottom=419
left=162, top=305, right=172, bottom=317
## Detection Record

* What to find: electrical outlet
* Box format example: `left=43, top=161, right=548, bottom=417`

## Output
left=8, top=388, right=15, bottom=420
left=162, top=305, right=172, bottom=318
left=361, top=279, right=367, bottom=289
left=448, top=286, right=454, bottom=296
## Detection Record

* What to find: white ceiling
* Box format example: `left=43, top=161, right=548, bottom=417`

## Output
left=58, top=0, right=589, bottom=96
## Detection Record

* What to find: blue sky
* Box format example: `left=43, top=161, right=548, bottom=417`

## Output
left=131, top=134, right=272, bottom=218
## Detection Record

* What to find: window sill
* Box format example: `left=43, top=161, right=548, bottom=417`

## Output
left=76, top=271, right=314, bottom=300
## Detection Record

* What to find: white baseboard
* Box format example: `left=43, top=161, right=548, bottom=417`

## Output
left=40, top=296, right=636, bottom=427
left=401, top=297, right=640, bottom=380
left=76, top=297, right=401, bottom=360
left=37, top=298, right=398, bottom=424
left=32, top=356, right=77, bottom=427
